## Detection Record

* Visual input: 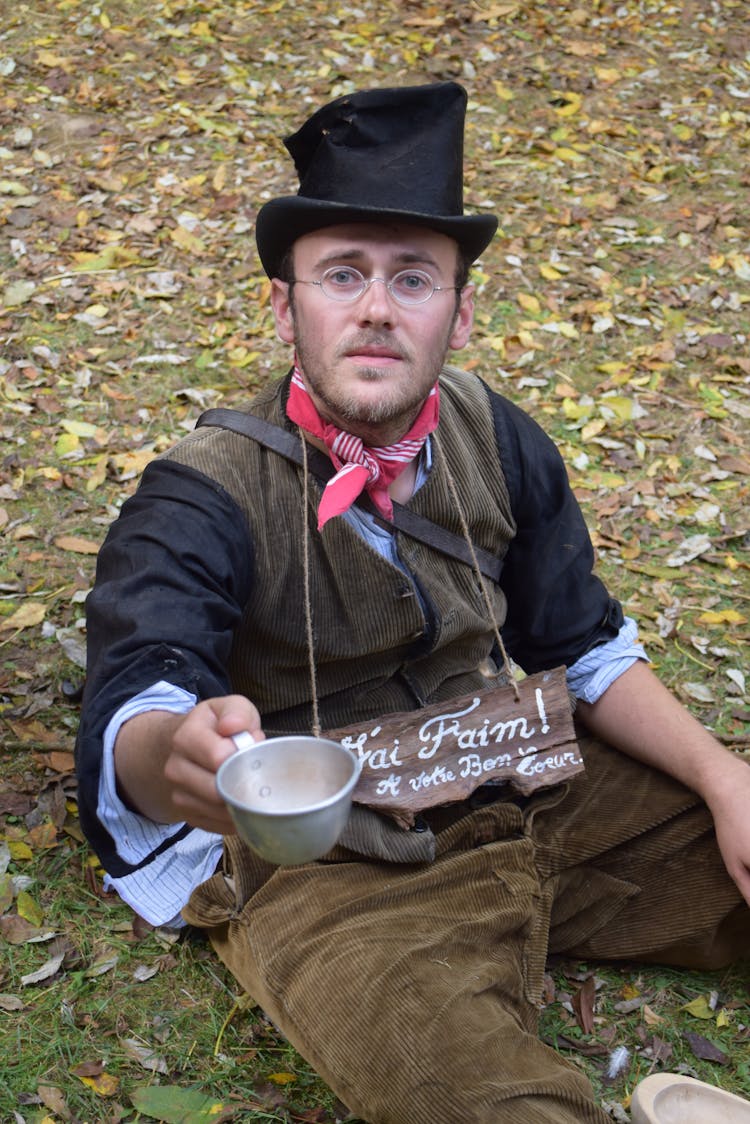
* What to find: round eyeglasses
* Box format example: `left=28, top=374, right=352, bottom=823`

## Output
left=291, top=266, right=460, bottom=307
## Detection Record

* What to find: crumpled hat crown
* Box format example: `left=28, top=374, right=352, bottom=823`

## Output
left=255, top=81, right=497, bottom=277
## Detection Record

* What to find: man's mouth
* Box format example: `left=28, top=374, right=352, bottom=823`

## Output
left=344, top=344, right=404, bottom=365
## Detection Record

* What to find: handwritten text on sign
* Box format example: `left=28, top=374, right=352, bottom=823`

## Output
left=326, top=666, right=582, bottom=827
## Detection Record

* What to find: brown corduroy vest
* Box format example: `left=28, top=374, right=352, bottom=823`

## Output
left=162, top=366, right=516, bottom=734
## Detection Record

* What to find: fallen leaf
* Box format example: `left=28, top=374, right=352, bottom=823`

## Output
left=77, top=1071, right=120, bottom=1096
left=682, top=994, right=715, bottom=1019
left=122, top=1037, right=168, bottom=1073
left=16, top=889, right=44, bottom=927
left=130, top=1085, right=230, bottom=1122
left=665, top=534, right=712, bottom=567
left=0, top=994, right=24, bottom=1011
left=21, top=950, right=65, bottom=985
left=698, top=609, right=746, bottom=626
left=53, top=535, right=100, bottom=555
left=572, top=976, right=596, bottom=1034
left=684, top=1031, right=729, bottom=1064
left=0, top=601, right=47, bottom=632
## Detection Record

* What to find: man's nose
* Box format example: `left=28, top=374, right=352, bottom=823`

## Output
left=356, top=277, right=398, bottom=323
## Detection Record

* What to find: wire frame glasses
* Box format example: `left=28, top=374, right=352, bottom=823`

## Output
left=292, top=266, right=459, bottom=307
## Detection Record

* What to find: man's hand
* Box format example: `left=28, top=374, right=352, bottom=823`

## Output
left=706, top=757, right=750, bottom=907
left=578, top=660, right=750, bottom=907
left=114, top=696, right=265, bottom=834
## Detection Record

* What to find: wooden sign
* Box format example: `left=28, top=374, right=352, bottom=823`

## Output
left=326, top=666, right=582, bottom=828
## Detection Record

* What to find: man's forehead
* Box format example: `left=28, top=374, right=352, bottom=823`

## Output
left=292, top=222, right=459, bottom=266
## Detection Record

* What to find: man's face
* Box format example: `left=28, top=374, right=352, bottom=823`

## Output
left=270, top=223, right=474, bottom=443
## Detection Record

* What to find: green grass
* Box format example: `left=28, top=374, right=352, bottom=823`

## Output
left=2, top=0, right=749, bottom=1119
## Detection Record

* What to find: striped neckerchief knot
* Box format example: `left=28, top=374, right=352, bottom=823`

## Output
left=286, top=364, right=440, bottom=530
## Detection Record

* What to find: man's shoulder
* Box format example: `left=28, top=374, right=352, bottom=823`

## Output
left=439, top=364, right=534, bottom=435
left=158, top=374, right=290, bottom=461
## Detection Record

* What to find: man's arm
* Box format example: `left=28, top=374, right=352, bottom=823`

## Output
left=577, top=660, right=750, bottom=905
left=114, top=695, right=265, bottom=835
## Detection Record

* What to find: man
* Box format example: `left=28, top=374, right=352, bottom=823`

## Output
left=76, top=83, right=750, bottom=1123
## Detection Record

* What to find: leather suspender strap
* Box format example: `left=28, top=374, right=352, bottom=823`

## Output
left=196, top=407, right=503, bottom=583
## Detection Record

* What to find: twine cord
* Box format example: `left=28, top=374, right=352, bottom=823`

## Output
left=299, top=426, right=520, bottom=731
left=432, top=431, right=520, bottom=702
left=300, top=432, right=322, bottom=737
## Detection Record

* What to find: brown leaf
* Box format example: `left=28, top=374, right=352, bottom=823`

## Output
left=572, top=975, right=596, bottom=1034
left=34, top=750, right=76, bottom=774
left=684, top=1031, right=729, bottom=1065
left=0, top=914, right=50, bottom=944
left=37, top=1084, right=71, bottom=1120
left=70, top=1060, right=105, bottom=1078
left=54, top=535, right=100, bottom=555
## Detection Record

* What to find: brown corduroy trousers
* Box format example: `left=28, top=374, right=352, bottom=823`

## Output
left=184, top=734, right=750, bottom=1124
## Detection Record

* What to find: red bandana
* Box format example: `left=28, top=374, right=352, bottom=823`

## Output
left=286, top=365, right=440, bottom=530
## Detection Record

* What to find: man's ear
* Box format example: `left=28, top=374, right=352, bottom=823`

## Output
left=270, top=279, right=295, bottom=344
left=448, top=284, right=475, bottom=351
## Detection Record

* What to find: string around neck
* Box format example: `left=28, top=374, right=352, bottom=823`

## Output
left=297, top=424, right=520, bottom=736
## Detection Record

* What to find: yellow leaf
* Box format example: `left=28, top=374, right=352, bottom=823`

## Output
left=37, top=49, right=72, bottom=69
left=8, top=840, right=33, bottom=861
left=562, top=398, right=591, bottom=421
left=170, top=225, right=206, bottom=255
left=581, top=419, right=607, bottom=441
left=268, top=1072, right=297, bottom=1085
left=728, top=253, right=750, bottom=281
left=0, top=602, right=47, bottom=633
left=17, top=889, right=44, bottom=927
left=597, top=361, right=631, bottom=378
left=493, top=81, right=514, bottom=101
left=109, top=449, right=158, bottom=476
left=716, top=1009, right=731, bottom=1028
left=78, top=1072, right=119, bottom=1097
left=595, top=66, right=622, bottom=83
left=599, top=396, right=635, bottom=420
left=189, top=19, right=213, bottom=38
left=212, top=163, right=228, bottom=193
left=552, top=147, right=585, bottom=163
left=60, top=419, right=99, bottom=438
left=554, top=96, right=582, bottom=118
left=682, top=995, right=714, bottom=1019
left=697, top=609, right=746, bottom=625
left=55, top=433, right=80, bottom=456
left=86, top=455, right=108, bottom=493
left=539, top=263, right=563, bottom=281
left=82, top=303, right=108, bottom=319
left=517, top=292, right=541, bottom=314
left=71, top=245, right=141, bottom=271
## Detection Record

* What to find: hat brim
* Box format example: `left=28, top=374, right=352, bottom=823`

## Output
left=255, top=197, right=498, bottom=278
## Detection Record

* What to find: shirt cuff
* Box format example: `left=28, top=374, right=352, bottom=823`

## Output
left=566, top=616, right=649, bottom=704
left=97, top=681, right=197, bottom=866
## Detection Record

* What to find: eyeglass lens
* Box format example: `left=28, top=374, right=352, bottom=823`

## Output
left=321, top=267, right=435, bottom=305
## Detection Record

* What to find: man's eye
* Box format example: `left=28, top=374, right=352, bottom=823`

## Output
left=327, top=268, right=359, bottom=286
left=394, top=271, right=430, bottom=292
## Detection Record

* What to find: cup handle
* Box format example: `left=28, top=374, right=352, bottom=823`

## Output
left=230, top=731, right=257, bottom=753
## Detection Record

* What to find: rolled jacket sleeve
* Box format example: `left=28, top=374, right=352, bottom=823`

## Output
left=75, top=459, right=254, bottom=877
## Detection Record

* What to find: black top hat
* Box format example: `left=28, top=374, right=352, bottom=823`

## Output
left=255, top=81, right=498, bottom=278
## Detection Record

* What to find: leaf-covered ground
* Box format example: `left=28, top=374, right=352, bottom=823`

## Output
left=1, top=1, right=748, bottom=1120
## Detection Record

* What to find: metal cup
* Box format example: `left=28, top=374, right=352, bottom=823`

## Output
left=216, top=733, right=361, bottom=865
